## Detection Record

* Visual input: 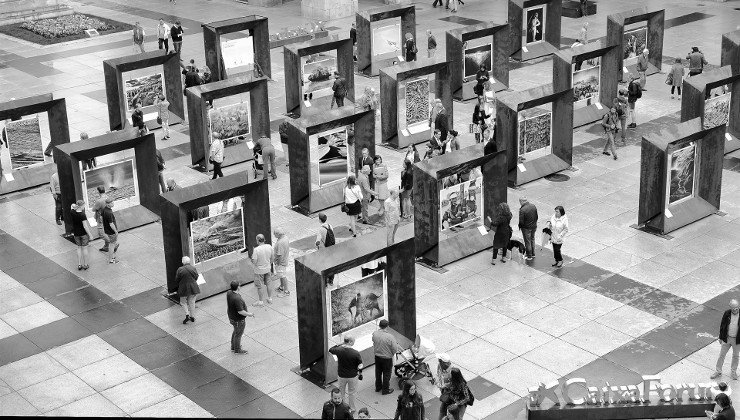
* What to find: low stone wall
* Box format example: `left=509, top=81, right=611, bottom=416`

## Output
left=0, top=0, right=73, bottom=26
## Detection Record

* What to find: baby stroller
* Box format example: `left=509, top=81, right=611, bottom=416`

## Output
left=252, top=143, right=264, bottom=179
left=394, top=334, right=436, bottom=388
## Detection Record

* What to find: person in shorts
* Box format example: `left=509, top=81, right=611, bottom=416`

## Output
left=91, top=186, right=109, bottom=252
left=70, top=200, right=94, bottom=270
left=272, top=228, right=290, bottom=297
left=250, top=234, right=273, bottom=306
left=101, top=198, right=119, bottom=264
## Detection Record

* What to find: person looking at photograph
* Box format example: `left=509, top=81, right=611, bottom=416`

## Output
left=547, top=206, right=569, bottom=268
left=427, top=30, right=437, bottom=58
left=429, top=98, right=443, bottom=128
left=486, top=203, right=512, bottom=265
left=474, top=65, right=489, bottom=98
left=131, top=102, right=147, bottom=137
left=101, top=198, right=119, bottom=264
left=329, top=336, right=363, bottom=414
left=636, top=49, right=649, bottom=90
left=404, top=33, right=417, bottom=62
left=155, top=94, right=170, bottom=140
left=518, top=197, right=538, bottom=260
left=373, top=156, right=389, bottom=220
left=331, top=72, right=348, bottom=109
left=176, top=256, right=200, bottom=323
left=226, top=281, right=255, bottom=355
left=400, top=160, right=413, bottom=220
left=357, top=165, right=376, bottom=225
left=71, top=200, right=94, bottom=270
left=627, top=74, right=641, bottom=128
left=91, top=185, right=109, bottom=252
left=250, top=234, right=274, bottom=306
left=79, top=132, right=96, bottom=170
left=395, top=380, right=425, bottom=420
left=255, top=136, right=277, bottom=180
left=156, top=149, right=167, bottom=194
left=50, top=170, right=63, bottom=226
left=273, top=228, right=290, bottom=297
left=344, top=175, right=363, bottom=237
left=385, top=189, right=401, bottom=245
left=435, top=106, right=449, bottom=144
left=601, top=107, right=620, bottom=160
left=209, top=135, right=224, bottom=179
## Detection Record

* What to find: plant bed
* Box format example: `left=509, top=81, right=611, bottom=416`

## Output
left=0, top=13, right=134, bottom=45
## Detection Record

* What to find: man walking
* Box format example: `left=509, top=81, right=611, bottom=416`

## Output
left=686, top=46, right=708, bottom=77
left=331, top=72, right=348, bottom=108
left=255, top=136, right=277, bottom=180
left=91, top=185, right=109, bottom=252
left=636, top=49, right=649, bottom=90
left=357, top=165, right=375, bottom=224
left=170, top=21, right=184, bottom=55
left=132, top=22, right=145, bottom=53
left=329, top=336, right=363, bottom=413
left=157, top=19, right=170, bottom=52
left=50, top=170, right=63, bottom=225
left=427, top=30, right=437, bottom=58
left=601, top=107, right=619, bottom=160
left=209, top=136, right=224, bottom=179
left=321, top=388, right=353, bottom=420
left=627, top=74, right=641, bottom=129
left=227, top=280, right=255, bottom=355
left=711, top=299, right=740, bottom=380
left=614, top=92, right=628, bottom=144
left=250, top=234, right=273, bottom=306
left=372, top=319, right=400, bottom=395
left=518, top=197, right=538, bottom=260
left=273, top=228, right=290, bottom=297
left=101, top=198, right=120, bottom=264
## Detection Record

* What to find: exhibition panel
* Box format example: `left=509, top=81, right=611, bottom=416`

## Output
left=445, top=21, right=510, bottom=101
left=565, top=40, right=621, bottom=127
left=202, top=15, right=271, bottom=81
left=379, top=58, right=452, bottom=149
left=603, top=7, right=665, bottom=83
left=55, top=130, right=160, bottom=237
left=283, top=36, right=354, bottom=116
left=356, top=4, right=416, bottom=77
left=185, top=74, right=270, bottom=173
left=286, top=108, right=375, bottom=214
left=160, top=173, right=270, bottom=300
left=508, top=0, right=563, bottom=61
left=0, top=95, right=70, bottom=195
left=638, top=118, right=725, bottom=235
left=413, top=144, right=507, bottom=267
left=103, top=50, right=184, bottom=131
left=295, top=227, right=416, bottom=384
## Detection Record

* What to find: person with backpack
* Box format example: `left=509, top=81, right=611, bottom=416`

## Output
left=331, top=72, right=348, bottom=108
left=613, top=93, right=628, bottom=144
left=627, top=74, right=641, bottom=128
left=404, top=32, right=417, bottom=62
left=316, top=213, right=336, bottom=284
left=601, top=107, right=619, bottom=160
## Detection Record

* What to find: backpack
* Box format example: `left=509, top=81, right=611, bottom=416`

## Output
left=323, top=225, right=335, bottom=247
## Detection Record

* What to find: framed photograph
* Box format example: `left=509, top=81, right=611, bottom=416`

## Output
left=405, top=77, right=431, bottom=128
left=2, top=117, right=44, bottom=170
left=518, top=112, right=552, bottom=158
left=327, top=270, right=388, bottom=339
left=220, top=36, right=255, bottom=76
left=208, top=101, right=250, bottom=147
left=82, top=158, right=139, bottom=212
left=315, top=127, right=349, bottom=187
left=371, top=23, right=402, bottom=57
left=668, top=142, right=697, bottom=205
left=439, top=171, right=483, bottom=232
left=704, top=93, right=731, bottom=130
left=124, top=73, right=164, bottom=112
left=464, top=44, right=492, bottom=79
left=572, top=65, right=600, bottom=106
left=524, top=6, right=546, bottom=44
left=189, top=207, right=246, bottom=265
left=302, top=54, right=337, bottom=96
left=622, top=26, right=648, bottom=66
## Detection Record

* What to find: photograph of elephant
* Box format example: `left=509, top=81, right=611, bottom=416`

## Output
left=330, top=270, right=387, bottom=338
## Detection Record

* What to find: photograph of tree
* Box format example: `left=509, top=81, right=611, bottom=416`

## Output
left=124, top=73, right=164, bottom=112
left=439, top=174, right=483, bottom=232
left=330, top=271, right=386, bottom=338
left=525, top=6, right=545, bottom=44
left=302, top=54, right=337, bottom=95
left=372, top=23, right=401, bottom=57
left=405, top=77, right=430, bottom=127
left=220, top=36, right=254, bottom=76
left=3, top=117, right=44, bottom=169
left=573, top=65, right=600, bottom=104
left=623, top=26, right=648, bottom=65
left=316, top=128, right=348, bottom=187
left=208, top=101, right=250, bottom=146
left=518, top=112, right=552, bottom=156
left=704, top=93, right=731, bottom=130
left=464, top=44, right=492, bottom=78
left=83, top=159, right=138, bottom=211
left=669, top=143, right=696, bottom=204
left=189, top=207, right=245, bottom=265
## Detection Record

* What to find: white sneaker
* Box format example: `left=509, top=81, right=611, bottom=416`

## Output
left=267, top=298, right=273, bottom=304
left=254, top=301, right=264, bottom=307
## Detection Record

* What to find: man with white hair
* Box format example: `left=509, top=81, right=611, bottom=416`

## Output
left=272, top=228, right=290, bottom=297
left=250, top=234, right=274, bottom=306
left=175, top=256, right=200, bottom=324
left=636, top=48, right=649, bottom=91
left=712, top=299, right=740, bottom=379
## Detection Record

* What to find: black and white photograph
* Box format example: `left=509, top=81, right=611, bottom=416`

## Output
left=316, top=127, right=348, bottom=187
left=329, top=270, right=387, bottom=338
left=704, top=93, right=731, bottom=130
left=371, top=23, right=402, bottom=57
left=669, top=143, right=696, bottom=205
left=464, top=44, right=492, bottom=78
left=622, top=26, right=648, bottom=66
left=208, top=101, right=250, bottom=146
left=404, top=77, right=431, bottom=129
left=518, top=112, right=552, bottom=157
left=525, top=6, right=545, bottom=44
left=124, top=73, right=164, bottom=112
left=573, top=65, right=600, bottom=106
left=439, top=173, right=483, bottom=232
left=302, top=54, right=337, bottom=97
left=2, top=117, right=44, bottom=170
left=189, top=207, right=245, bottom=265
left=83, top=158, right=139, bottom=212
left=220, top=36, right=254, bottom=76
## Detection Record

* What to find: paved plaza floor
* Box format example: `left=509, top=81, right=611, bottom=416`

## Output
left=2, top=0, right=740, bottom=418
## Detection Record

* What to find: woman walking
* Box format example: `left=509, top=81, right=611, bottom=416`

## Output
left=486, top=203, right=513, bottom=265
left=400, top=160, right=413, bottom=219
left=669, top=57, right=685, bottom=100
left=373, top=155, right=390, bottom=220
left=155, top=94, right=170, bottom=140
left=440, top=368, right=472, bottom=420
left=70, top=200, right=94, bottom=270
left=547, top=206, right=569, bottom=267
left=344, top=174, right=363, bottom=237
left=394, top=381, right=425, bottom=420
left=601, top=107, right=619, bottom=160
left=176, top=256, right=200, bottom=324
left=404, top=33, right=417, bottom=62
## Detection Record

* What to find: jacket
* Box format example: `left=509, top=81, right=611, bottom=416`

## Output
left=428, top=35, right=437, bottom=50
left=636, top=54, right=649, bottom=72
left=472, top=105, right=490, bottom=125
left=332, top=77, right=347, bottom=98
left=434, top=112, right=449, bottom=141
left=209, top=139, right=224, bottom=163
left=321, top=401, right=353, bottom=420
left=627, top=81, right=641, bottom=103
left=686, top=51, right=708, bottom=72
left=601, top=112, right=619, bottom=133
left=716, top=406, right=736, bottom=420
left=175, top=264, right=200, bottom=297
left=491, top=212, right=512, bottom=248
left=405, top=39, right=416, bottom=62
left=669, top=63, right=684, bottom=87
left=719, top=310, right=740, bottom=345
left=518, top=202, right=538, bottom=230
left=549, top=214, right=569, bottom=244
left=394, top=394, right=425, bottom=420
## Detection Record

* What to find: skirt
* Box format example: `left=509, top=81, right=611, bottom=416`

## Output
left=346, top=200, right=362, bottom=216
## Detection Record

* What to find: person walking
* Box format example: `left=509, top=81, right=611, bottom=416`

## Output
left=255, top=136, right=277, bottom=180
left=132, top=22, right=145, bottom=53
left=473, top=96, right=490, bottom=144
left=155, top=94, right=170, bottom=140
left=357, top=165, right=375, bottom=224
left=394, top=380, right=425, bottom=420
left=711, top=299, right=740, bottom=380
left=50, top=170, right=63, bottom=225
left=209, top=136, right=224, bottom=179
left=331, top=72, right=348, bottom=108
left=432, top=0, right=443, bottom=8
left=627, top=74, right=641, bottom=128
left=316, top=213, right=336, bottom=249
left=273, top=228, right=290, bottom=297
left=547, top=205, right=569, bottom=267
left=373, top=156, right=389, bottom=220
left=171, top=21, right=184, bottom=55
left=400, top=160, right=413, bottom=220
left=385, top=189, right=401, bottom=245
left=156, top=149, right=167, bottom=194
left=227, top=281, right=255, bottom=354
left=613, top=93, right=628, bottom=144
left=404, top=33, right=417, bottom=62
left=344, top=175, right=363, bottom=237
left=101, top=198, right=119, bottom=264
left=157, top=19, right=170, bottom=52
left=427, top=30, right=437, bottom=58
left=686, top=46, right=708, bottom=77
left=518, top=197, right=538, bottom=260
left=486, top=203, right=512, bottom=265
left=250, top=234, right=274, bottom=306
left=176, top=256, right=200, bottom=324
left=372, top=319, right=400, bottom=395
left=321, top=388, right=353, bottom=420
left=70, top=200, right=94, bottom=270
left=669, top=58, right=685, bottom=99
left=601, top=107, right=619, bottom=160
left=441, top=368, right=472, bottom=420
left=433, top=353, right=453, bottom=420
left=329, top=336, right=363, bottom=413
left=636, top=49, right=649, bottom=90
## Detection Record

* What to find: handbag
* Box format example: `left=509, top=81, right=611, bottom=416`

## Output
left=157, top=115, right=163, bottom=124
left=665, top=73, right=673, bottom=85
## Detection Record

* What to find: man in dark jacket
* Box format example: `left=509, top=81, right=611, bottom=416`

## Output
left=686, top=46, right=708, bottom=77
left=321, top=387, right=353, bottom=420
left=182, top=60, right=201, bottom=94
left=170, top=21, right=184, bottom=55
left=331, top=72, right=347, bottom=108
left=329, top=336, right=363, bottom=413
left=434, top=107, right=449, bottom=143
left=518, top=197, right=538, bottom=260
left=627, top=75, right=641, bottom=128
left=712, top=299, right=740, bottom=380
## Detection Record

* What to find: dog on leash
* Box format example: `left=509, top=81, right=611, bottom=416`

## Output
left=506, top=238, right=526, bottom=263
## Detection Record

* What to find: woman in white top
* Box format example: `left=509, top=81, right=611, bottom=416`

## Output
left=155, top=94, right=170, bottom=140
left=547, top=205, right=569, bottom=267
left=344, top=174, right=363, bottom=237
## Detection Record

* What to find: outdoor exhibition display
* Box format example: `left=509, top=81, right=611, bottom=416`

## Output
left=356, top=4, right=416, bottom=77
left=0, top=95, right=69, bottom=195
left=285, top=108, right=375, bottom=214
left=413, top=144, right=507, bottom=267
left=445, top=21, right=510, bottom=101
left=202, top=15, right=271, bottom=81
left=295, top=226, right=416, bottom=384
left=566, top=40, right=621, bottom=127
left=160, top=173, right=271, bottom=300
left=603, top=7, right=665, bottom=83
left=508, top=0, right=563, bottom=61
left=103, top=50, right=184, bottom=131
left=379, top=58, right=452, bottom=149
left=638, top=118, right=725, bottom=235
left=283, top=36, right=354, bottom=116
left=185, top=74, right=270, bottom=173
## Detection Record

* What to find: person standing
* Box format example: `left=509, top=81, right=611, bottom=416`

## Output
left=79, top=132, right=96, bottom=170
left=400, top=160, right=413, bottom=220
left=686, top=47, right=708, bottom=77
left=711, top=299, right=740, bottom=380
left=91, top=186, right=109, bottom=252
left=329, top=336, right=363, bottom=413
left=255, top=136, right=277, bottom=180
left=71, top=200, right=94, bottom=270
left=472, top=96, right=490, bottom=144
left=547, top=206, right=569, bottom=268
left=373, top=156, right=389, bottom=220
left=427, top=30, right=437, bottom=58
left=518, top=197, right=538, bottom=261
left=384, top=189, right=401, bottom=245
left=131, top=102, right=147, bottom=136
left=579, top=0, right=588, bottom=17
left=636, top=49, right=649, bottom=90
left=182, top=61, right=201, bottom=93
left=359, top=147, right=375, bottom=188
left=433, top=353, right=453, bottom=420
left=227, top=281, right=255, bottom=354
left=101, top=198, right=119, bottom=264
left=433, top=0, right=443, bottom=8
left=614, top=92, right=629, bottom=144
left=357, top=165, right=375, bottom=224
left=627, top=74, right=641, bottom=128
left=156, top=19, right=170, bottom=52
left=429, top=98, right=443, bottom=129
left=273, top=228, right=290, bottom=297
left=209, top=136, right=224, bottom=179
left=344, top=175, right=363, bottom=237
left=155, top=94, right=170, bottom=140
left=669, top=58, right=685, bottom=99
left=601, top=107, right=619, bottom=160
left=435, top=106, right=449, bottom=144
left=474, top=64, right=489, bottom=98
left=132, top=22, right=145, bottom=53
left=50, top=170, right=63, bottom=225
left=331, top=72, right=348, bottom=108
left=404, top=33, right=417, bottom=62
left=350, top=23, right=357, bottom=61
left=372, top=319, right=400, bottom=395
left=176, top=256, right=200, bottom=324
left=316, top=213, right=336, bottom=249
left=394, top=381, right=425, bottom=420
left=250, top=234, right=274, bottom=306
left=156, top=149, right=166, bottom=194
left=170, top=21, right=184, bottom=55
left=442, top=368, right=472, bottom=420
left=321, top=388, right=353, bottom=420
left=487, top=203, right=512, bottom=265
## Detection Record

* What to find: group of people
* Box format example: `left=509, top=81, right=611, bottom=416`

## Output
left=132, top=18, right=184, bottom=55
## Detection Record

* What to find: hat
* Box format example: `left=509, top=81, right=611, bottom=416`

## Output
left=437, top=353, right=451, bottom=363
left=379, top=319, right=389, bottom=328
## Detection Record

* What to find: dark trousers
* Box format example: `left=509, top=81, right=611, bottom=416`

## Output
left=158, top=38, right=169, bottom=51
left=332, top=95, right=345, bottom=108
left=230, top=319, right=246, bottom=351
left=432, top=0, right=443, bottom=6
left=54, top=193, right=63, bottom=222
left=689, top=70, right=702, bottom=77
left=553, top=243, right=563, bottom=262
left=492, top=247, right=507, bottom=259
left=671, top=86, right=682, bottom=95
left=212, top=161, right=224, bottom=179
left=173, top=41, right=182, bottom=54
left=374, top=356, right=392, bottom=392
left=521, top=228, right=536, bottom=257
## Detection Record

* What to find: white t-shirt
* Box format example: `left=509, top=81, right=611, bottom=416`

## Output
left=730, top=313, right=739, bottom=338
left=345, top=185, right=362, bottom=204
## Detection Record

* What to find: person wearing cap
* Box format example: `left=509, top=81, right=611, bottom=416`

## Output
left=712, top=299, right=740, bottom=380
left=176, top=256, right=200, bottom=324
left=70, top=200, right=94, bottom=271
left=272, top=228, right=290, bottom=297
left=101, top=198, right=120, bottom=264
left=226, top=280, right=255, bottom=354
left=371, top=319, right=401, bottom=395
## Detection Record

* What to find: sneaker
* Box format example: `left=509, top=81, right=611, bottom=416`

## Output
left=733, top=372, right=738, bottom=380
left=382, top=389, right=395, bottom=395
left=602, top=151, right=610, bottom=156
left=711, top=371, right=722, bottom=379
left=108, top=259, right=119, bottom=264
left=254, top=301, right=264, bottom=307
left=628, top=123, right=637, bottom=128
left=267, top=298, right=273, bottom=305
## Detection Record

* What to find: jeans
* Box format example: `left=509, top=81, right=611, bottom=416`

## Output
left=212, top=161, right=224, bottom=179
left=603, top=131, right=617, bottom=158
left=628, top=102, right=637, bottom=125
left=262, top=147, right=276, bottom=179
left=553, top=242, right=563, bottom=262
left=374, top=356, right=392, bottom=392
left=134, top=42, right=145, bottom=53
left=230, top=319, right=246, bottom=351
left=716, top=340, right=740, bottom=373
left=158, top=38, right=169, bottom=51
left=54, top=193, right=63, bottom=222
left=337, top=376, right=359, bottom=411
left=173, top=41, right=182, bottom=54
left=332, top=95, right=345, bottom=108
left=521, top=228, right=535, bottom=257
left=180, top=295, right=196, bottom=317
left=428, top=48, right=436, bottom=58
